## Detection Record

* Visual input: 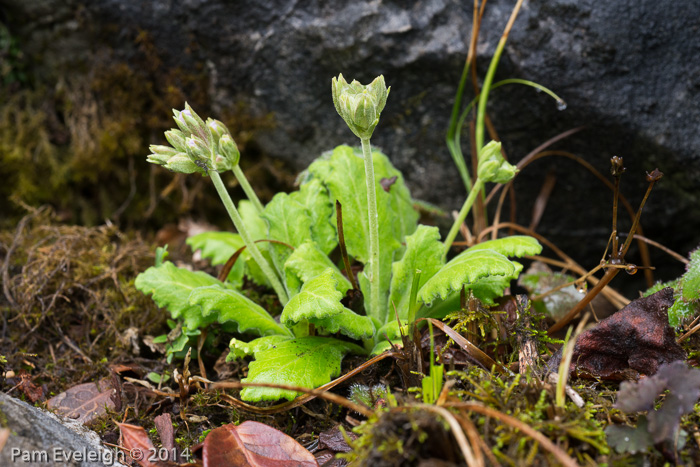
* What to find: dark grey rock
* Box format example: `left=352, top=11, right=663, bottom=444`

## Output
left=2, top=0, right=698, bottom=287
left=0, top=392, right=125, bottom=466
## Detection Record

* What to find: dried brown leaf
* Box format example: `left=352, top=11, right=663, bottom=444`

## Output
left=47, top=378, right=114, bottom=424
left=549, top=288, right=686, bottom=379
left=117, top=423, right=159, bottom=467
left=203, top=421, right=319, bottom=467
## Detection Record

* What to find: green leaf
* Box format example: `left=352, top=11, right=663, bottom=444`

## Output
left=465, top=235, right=542, bottom=257
left=680, top=248, right=700, bottom=302
left=314, top=307, right=375, bottom=340
left=239, top=336, right=365, bottom=401
left=135, top=262, right=223, bottom=329
left=187, top=232, right=244, bottom=265
left=307, top=145, right=418, bottom=318
left=188, top=284, right=292, bottom=338
left=261, top=192, right=314, bottom=274
left=371, top=339, right=402, bottom=355
left=284, top=242, right=351, bottom=298
left=388, top=225, right=444, bottom=319
left=291, top=179, right=337, bottom=255
left=281, top=269, right=345, bottom=324
left=467, top=262, right=524, bottom=305
left=186, top=231, right=245, bottom=286
left=418, top=249, right=515, bottom=305
left=238, top=200, right=271, bottom=286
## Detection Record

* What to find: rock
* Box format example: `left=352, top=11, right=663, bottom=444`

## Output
left=2, top=0, right=698, bottom=286
left=0, top=392, right=125, bottom=466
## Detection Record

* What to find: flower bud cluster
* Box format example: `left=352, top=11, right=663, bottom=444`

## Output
left=332, top=74, right=390, bottom=140
left=477, top=140, right=518, bottom=184
left=146, top=102, right=240, bottom=175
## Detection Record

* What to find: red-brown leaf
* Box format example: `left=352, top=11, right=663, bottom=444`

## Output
left=46, top=378, right=115, bottom=424
left=549, top=288, right=686, bottom=379
left=117, top=422, right=159, bottom=467
left=203, top=421, right=319, bottom=467
left=17, top=370, right=44, bottom=403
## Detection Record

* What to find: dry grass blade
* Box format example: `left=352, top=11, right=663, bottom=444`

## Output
left=421, top=318, right=510, bottom=375
left=398, top=404, right=481, bottom=467
left=448, top=402, right=579, bottom=467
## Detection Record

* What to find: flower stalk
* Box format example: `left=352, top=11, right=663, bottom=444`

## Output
left=332, top=74, right=390, bottom=323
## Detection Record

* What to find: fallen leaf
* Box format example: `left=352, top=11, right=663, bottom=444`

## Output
left=548, top=288, right=686, bottom=379
left=117, top=423, right=159, bottom=467
left=16, top=370, right=44, bottom=402
left=154, top=413, right=175, bottom=461
left=47, top=378, right=115, bottom=424
left=203, top=421, right=319, bottom=467
left=318, top=425, right=356, bottom=453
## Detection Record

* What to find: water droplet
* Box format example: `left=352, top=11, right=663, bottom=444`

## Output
left=624, top=437, right=629, bottom=442
left=556, top=100, right=567, bottom=111
left=535, top=87, right=542, bottom=93
left=626, top=264, right=638, bottom=275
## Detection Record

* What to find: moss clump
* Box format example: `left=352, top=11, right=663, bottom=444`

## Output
left=0, top=207, right=162, bottom=380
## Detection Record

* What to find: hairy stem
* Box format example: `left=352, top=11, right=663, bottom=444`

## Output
left=442, top=178, right=485, bottom=261
left=232, top=164, right=264, bottom=214
left=361, top=137, right=382, bottom=324
left=209, top=170, right=289, bottom=305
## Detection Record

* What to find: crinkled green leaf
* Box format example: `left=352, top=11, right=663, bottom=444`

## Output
left=239, top=336, right=365, bottom=401
left=135, top=262, right=225, bottom=329
left=291, top=179, right=337, bottom=255
left=238, top=200, right=271, bottom=286
left=307, top=145, right=418, bottom=317
left=418, top=249, right=515, bottom=305
left=188, top=284, right=292, bottom=338
left=388, top=225, right=444, bottom=319
left=261, top=192, right=313, bottom=273
left=186, top=232, right=245, bottom=265
left=284, top=242, right=351, bottom=298
left=668, top=300, right=696, bottom=327
left=228, top=335, right=290, bottom=360
left=186, top=231, right=245, bottom=286
left=471, top=262, right=523, bottom=305
left=371, top=339, right=403, bottom=355
left=681, top=248, right=700, bottom=302
left=281, top=269, right=346, bottom=325
left=463, top=235, right=542, bottom=258
left=314, top=307, right=376, bottom=340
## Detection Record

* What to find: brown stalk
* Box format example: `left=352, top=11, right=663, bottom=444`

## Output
left=548, top=170, right=662, bottom=334
left=218, top=238, right=293, bottom=282
left=336, top=201, right=359, bottom=290
left=447, top=402, right=579, bottom=467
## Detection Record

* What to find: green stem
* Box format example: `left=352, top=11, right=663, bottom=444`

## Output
left=209, top=170, right=289, bottom=305
left=442, top=178, right=485, bottom=261
left=360, top=137, right=382, bottom=324
left=232, top=164, right=264, bottom=214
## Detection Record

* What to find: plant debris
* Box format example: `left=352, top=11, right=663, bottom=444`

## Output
left=548, top=288, right=686, bottom=379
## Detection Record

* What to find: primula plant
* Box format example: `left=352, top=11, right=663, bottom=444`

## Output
left=136, top=74, right=541, bottom=402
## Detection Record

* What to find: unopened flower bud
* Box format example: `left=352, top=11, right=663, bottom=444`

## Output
left=477, top=141, right=518, bottom=184
left=184, top=136, right=210, bottom=162
left=164, top=129, right=187, bottom=152
left=219, top=134, right=240, bottom=166
left=150, top=144, right=179, bottom=158
left=213, top=154, right=232, bottom=172
left=172, top=103, right=213, bottom=147
left=164, top=154, right=206, bottom=174
left=207, top=118, right=229, bottom=141
left=332, top=74, right=390, bottom=140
